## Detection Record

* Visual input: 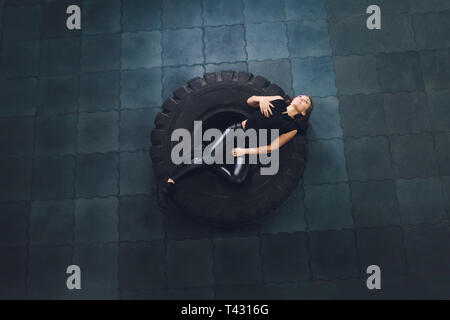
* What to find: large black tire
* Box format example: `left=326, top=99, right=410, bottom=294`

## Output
left=151, top=70, right=308, bottom=228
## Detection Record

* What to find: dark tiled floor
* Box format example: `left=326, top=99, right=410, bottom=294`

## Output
left=0, top=0, right=449, bottom=300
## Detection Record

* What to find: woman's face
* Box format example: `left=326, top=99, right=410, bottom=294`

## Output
left=292, top=95, right=311, bottom=116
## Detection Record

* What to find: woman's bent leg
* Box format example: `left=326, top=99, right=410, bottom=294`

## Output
left=210, top=161, right=252, bottom=185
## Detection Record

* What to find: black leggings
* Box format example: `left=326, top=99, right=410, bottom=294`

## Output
left=170, top=122, right=252, bottom=185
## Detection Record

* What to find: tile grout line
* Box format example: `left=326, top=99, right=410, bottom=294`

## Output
left=325, top=1, right=362, bottom=280
left=368, top=53, right=407, bottom=276
left=159, top=0, right=170, bottom=295
left=116, top=0, right=124, bottom=300
left=24, top=1, right=44, bottom=295
left=410, top=8, right=450, bottom=225
left=375, top=34, right=414, bottom=275
left=284, top=0, right=315, bottom=282
left=3, top=53, right=450, bottom=86
left=301, top=179, right=314, bottom=282
left=240, top=0, right=266, bottom=290
left=394, top=17, right=428, bottom=276
left=198, top=0, right=218, bottom=299
left=71, top=0, right=85, bottom=267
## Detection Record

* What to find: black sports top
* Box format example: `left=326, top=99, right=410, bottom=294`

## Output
left=244, top=99, right=298, bottom=135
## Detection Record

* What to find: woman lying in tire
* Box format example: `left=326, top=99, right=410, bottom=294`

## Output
left=157, top=94, right=314, bottom=207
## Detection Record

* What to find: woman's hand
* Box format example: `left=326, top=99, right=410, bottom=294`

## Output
left=232, top=148, right=246, bottom=157
left=259, top=97, right=275, bottom=118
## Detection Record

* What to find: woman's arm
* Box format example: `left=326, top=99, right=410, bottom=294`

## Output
left=232, top=129, right=298, bottom=156
left=247, top=95, right=284, bottom=117
left=246, top=95, right=284, bottom=107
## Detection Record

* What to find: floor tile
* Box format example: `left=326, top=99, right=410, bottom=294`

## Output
left=162, top=0, right=202, bottom=29
left=165, top=206, right=213, bottom=240
left=261, top=232, right=310, bottom=282
left=0, top=202, right=29, bottom=246
left=356, top=226, right=408, bottom=277
left=35, top=114, right=77, bottom=156
left=412, top=10, right=450, bottom=50
left=442, top=176, right=450, bottom=213
left=75, top=197, right=119, bottom=244
left=344, top=136, right=394, bottom=181
left=120, top=108, right=158, bottom=151
left=0, top=117, right=34, bottom=157
left=403, top=225, right=450, bottom=275
left=367, top=0, right=410, bottom=14
left=409, top=0, right=450, bottom=12
left=334, top=55, right=380, bottom=95
left=122, top=68, right=162, bottom=109
left=0, top=158, right=32, bottom=202
left=390, top=133, right=439, bottom=178
left=371, top=14, right=416, bottom=53
left=396, top=177, right=447, bottom=225
left=377, top=52, right=424, bottom=92
left=0, top=248, right=27, bottom=299
left=28, top=246, right=73, bottom=295
left=304, top=183, right=353, bottom=231
left=162, top=65, right=204, bottom=101
left=204, top=25, right=246, bottom=64
left=167, top=239, right=214, bottom=287
left=292, top=56, right=337, bottom=97
left=304, top=138, right=348, bottom=185
left=81, top=34, right=121, bottom=72
left=39, top=75, right=79, bottom=115
left=339, top=94, right=386, bottom=137
left=350, top=180, right=400, bottom=227
left=420, top=50, right=450, bottom=91
left=243, top=0, right=285, bottom=23
left=203, top=0, right=244, bottom=26
left=83, top=0, right=121, bottom=35
left=76, top=153, right=119, bottom=198
left=326, top=0, right=366, bottom=18
left=248, top=59, right=293, bottom=97
left=427, top=89, right=450, bottom=132
left=246, top=22, right=289, bottom=61
left=205, top=62, right=247, bottom=73
left=30, top=199, right=74, bottom=245
left=383, top=92, right=431, bottom=135
left=285, top=0, right=327, bottom=20
left=0, top=40, right=40, bottom=77
left=40, top=38, right=80, bottom=76
left=80, top=71, right=120, bottom=112
left=123, top=0, right=162, bottom=32
left=119, top=195, right=164, bottom=241
left=260, top=185, right=307, bottom=234
left=435, top=132, right=450, bottom=175
left=214, top=236, right=262, bottom=285
left=119, top=151, right=154, bottom=195
left=162, top=28, right=203, bottom=66
left=307, top=96, right=342, bottom=139
left=119, top=241, right=166, bottom=290
left=0, top=78, right=38, bottom=117
left=122, top=31, right=162, bottom=69
left=3, top=4, right=42, bottom=40
left=310, top=229, right=359, bottom=280
left=329, top=15, right=375, bottom=55
left=287, top=19, right=331, bottom=58
left=78, top=111, right=119, bottom=154
left=73, top=243, right=118, bottom=297
left=32, top=155, right=75, bottom=200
